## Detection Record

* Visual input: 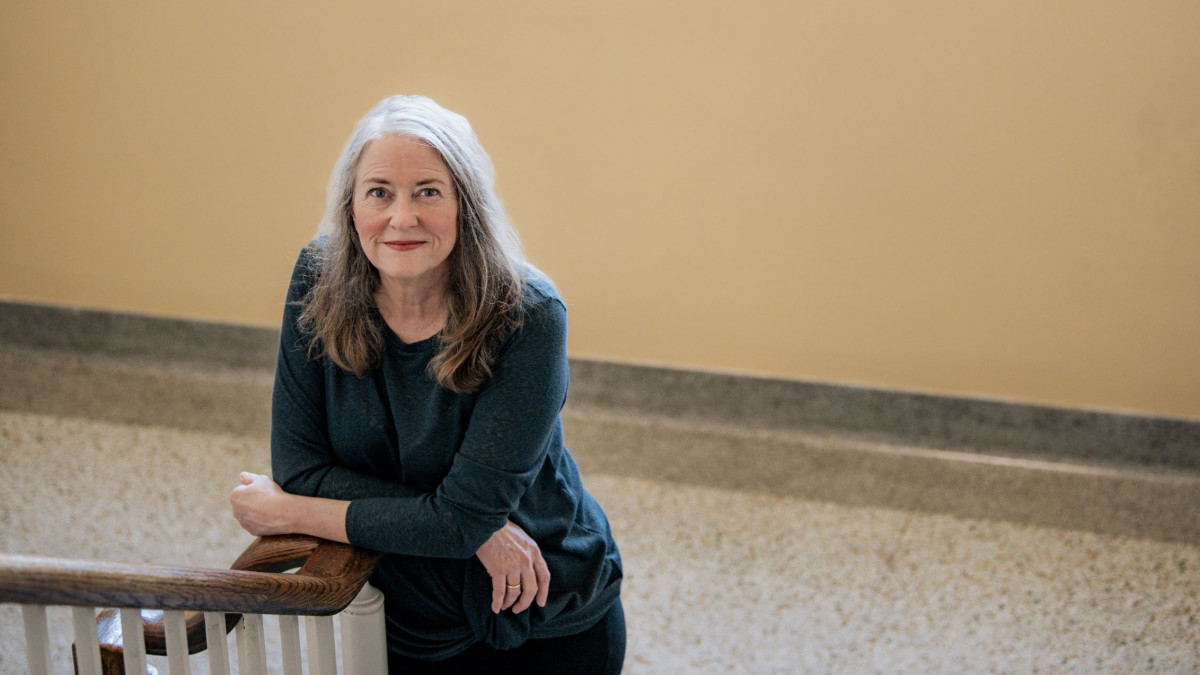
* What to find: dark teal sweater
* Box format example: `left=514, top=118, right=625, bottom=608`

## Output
left=271, top=246, right=622, bottom=659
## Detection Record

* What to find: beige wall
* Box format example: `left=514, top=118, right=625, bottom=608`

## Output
left=2, top=1, right=1198, bottom=419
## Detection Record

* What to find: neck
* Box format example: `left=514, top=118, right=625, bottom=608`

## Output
left=375, top=274, right=450, bottom=343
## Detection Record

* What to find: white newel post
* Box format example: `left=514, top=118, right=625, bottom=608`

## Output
left=340, top=582, right=387, bottom=674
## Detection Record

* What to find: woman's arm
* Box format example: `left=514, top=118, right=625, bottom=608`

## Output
left=230, top=471, right=550, bottom=612
left=230, top=471, right=349, bottom=542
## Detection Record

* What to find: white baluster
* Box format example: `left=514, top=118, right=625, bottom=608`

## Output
left=341, top=583, right=387, bottom=675
left=236, top=614, right=268, bottom=675
left=72, top=606, right=103, bottom=675
left=279, top=614, right=303, bottom=675
left=203, top=612, right=230, bottom=675
left=163, top=610, right=190, bottom=675
left=305, top=615, right=338, bottom=675
left=120, top=608, right=149, bottom=675
left=20, top=605, right=52, bottom=675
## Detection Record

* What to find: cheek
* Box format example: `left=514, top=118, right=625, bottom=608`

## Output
left=440, top=208, right=460, bottom=240
left=351, top=205, right=379, bottom=234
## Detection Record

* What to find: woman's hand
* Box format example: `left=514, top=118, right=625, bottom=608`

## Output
left=476, top=520, right=551, bottom=614
left=229, top=472, right=297, bottom=536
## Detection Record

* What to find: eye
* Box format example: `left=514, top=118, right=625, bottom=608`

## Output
left=417, top=187, right=441, bottom=198
left=366, top=187, right=388, bottom=199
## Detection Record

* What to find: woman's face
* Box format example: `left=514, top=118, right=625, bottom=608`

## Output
left=352, top=134, right=458, bottom=292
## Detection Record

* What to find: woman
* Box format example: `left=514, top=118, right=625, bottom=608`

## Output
left=230, top=95, right=624, bottom=673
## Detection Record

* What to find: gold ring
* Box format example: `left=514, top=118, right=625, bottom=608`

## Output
left=506, top=583, right=521, bottom=589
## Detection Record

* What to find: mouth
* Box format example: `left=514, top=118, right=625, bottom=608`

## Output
left=384, top=240, right=425, bottom=252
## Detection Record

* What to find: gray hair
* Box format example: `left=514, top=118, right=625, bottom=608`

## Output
left=317, top=94, right=525, bottom=270
left=301, top=95, right=532, bottom=392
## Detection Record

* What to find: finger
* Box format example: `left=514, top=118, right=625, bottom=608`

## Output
left=229, top=483, right=249, bottom=506
left=502, top=577, right=522, bottom=611
left=534, top=556, right=551, bottom=608
left=240, top=472, right=255, bottom=485
left=490, top=575, right=505, bottom=614
left=513, top=567, right=537, bottom=614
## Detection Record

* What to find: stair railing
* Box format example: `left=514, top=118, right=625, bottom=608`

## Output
left=0, top=534, right=385, bottom=674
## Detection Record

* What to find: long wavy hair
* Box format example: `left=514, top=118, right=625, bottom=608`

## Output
left=299, top=95, right=527, bottom=393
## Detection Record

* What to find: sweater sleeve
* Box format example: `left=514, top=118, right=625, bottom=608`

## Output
left=270, top=249, right=422, bottom=502
left=344, top=291, right=570, bottom=558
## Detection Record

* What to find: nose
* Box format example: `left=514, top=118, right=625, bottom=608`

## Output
left=387, top=196, right=419, bottom=229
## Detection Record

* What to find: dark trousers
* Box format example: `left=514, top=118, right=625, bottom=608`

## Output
left=387, top=599, right=625, bottom=674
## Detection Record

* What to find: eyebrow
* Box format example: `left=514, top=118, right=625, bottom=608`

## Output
left=361, top=176, right=449, bottom=186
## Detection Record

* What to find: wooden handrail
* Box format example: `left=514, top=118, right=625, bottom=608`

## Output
left=0, top=534, right=382, bottom=657
left=0, top=534, right=379, bottom=615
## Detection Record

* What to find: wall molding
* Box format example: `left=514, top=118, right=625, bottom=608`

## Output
left=3, top=299, right=1196, bottom=472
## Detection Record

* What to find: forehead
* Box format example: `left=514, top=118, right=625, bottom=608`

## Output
left=355, top=134, right=451, bottom=178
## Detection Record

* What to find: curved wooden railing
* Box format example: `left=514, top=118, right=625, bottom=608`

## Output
left=0, top=535, right=384, bottom=674
left=0, top=534, right=380, bottom=614
left=98, top=534, right=381, bottom=656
